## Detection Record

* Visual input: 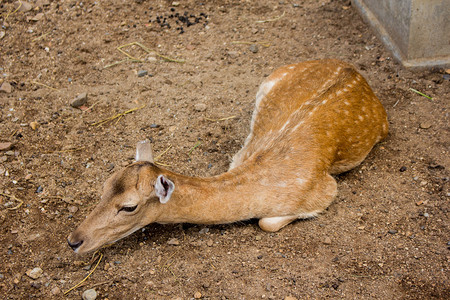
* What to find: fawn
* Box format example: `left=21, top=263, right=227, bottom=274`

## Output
left=68, top=59, right=388, bottom=254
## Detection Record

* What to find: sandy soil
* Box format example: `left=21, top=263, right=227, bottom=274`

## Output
left=0, top=0, right=449, bottom=299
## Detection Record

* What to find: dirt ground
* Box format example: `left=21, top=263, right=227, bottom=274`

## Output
left=0, top=0, right=449, bottom=299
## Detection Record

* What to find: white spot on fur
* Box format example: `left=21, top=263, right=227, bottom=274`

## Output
left=280, top=120, right=290, bottom=131
left=344, top=100, right=350, bottom=106
left=296, top=178, right=306, bottom=185
left=322, top=99, right=328, bottom=105
left=288, top=66, right=295, bottom=69
left=292, top=121, right=304, bottom=131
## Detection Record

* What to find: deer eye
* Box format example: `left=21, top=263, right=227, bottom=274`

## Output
left=118, top=205, right=137, bottom=213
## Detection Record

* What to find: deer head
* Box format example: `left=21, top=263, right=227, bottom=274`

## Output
left=67, top=141, right=175, bottom=254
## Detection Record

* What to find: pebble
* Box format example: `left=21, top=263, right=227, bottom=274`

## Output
left=194, top=103, right=207, bottom=112
left=194, top=291, right=202, bottom=299
left=36, top=186, right=43, bottom=193
left=399, top=166, right=407, bottom=172
left=50, top=286, right=60, bottom=295
left=26, top=267, right=43, bottom=279
left=31, top=13, right=44, bottom=22
left=227, top=51, right=239, bottom=59
left=30, top=121, right=39, bottom=130
left=285, top=296, right=298, bottom=300
left=150, top=124, right=160, bottom=128
left=323, top=237, right=332, bottom=245
left=106, top=163, right=115, bottom=171
left=137, top=70, right=148, bottom=77
left=199, top=227, right=209, bottom=234
left=0, top=142, right=13, bottom=151
left=82, top=289, right=97, bottom=300
left=16, top=1, right=33, bottom=12
left=423, top=212, right=429, bottom=218
left=249, top=44, right=259, bottom=53
left=255, top=235, right=262, bottom=241
left=71, top=92, right=88, bottom=108
left=419, top=122, right=431, bottom=129
left=167, top=238, right=180, bottom=246
left=388, top=229, right=397, bottom=234
left=68, top=205, right=78, bottom=213
left=0, top=81, right=12, bottom=93
left=0, top=31, right=5, bottom=39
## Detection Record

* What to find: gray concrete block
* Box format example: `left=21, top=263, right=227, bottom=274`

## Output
left=352, top=0, right=450, bottom=68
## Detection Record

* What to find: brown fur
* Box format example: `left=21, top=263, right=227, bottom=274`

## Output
left=68, top=59, right=388, bottom=254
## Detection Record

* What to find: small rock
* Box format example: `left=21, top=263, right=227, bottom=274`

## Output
left=0, top=142, right=13, bottom=151
left=106, top=163, right=115, bottom=171
left=50, top=286, right=60, bottom=295
left=29, top=121, right=39, bottom=130
left=423, top=212, right=429, bottom=218
left=420, top=180, right=427, bottom=186
left=82, top=288, right=97, bottom=300
left=249, top=44, right=259, bottom=53
left=399, top=166, right=407, bottom=172
left=255, top=235, right=262, bottom=241
left=150, top=124, right=160, bottom=128
left=285, top=296, right=298, bottom=300
left=227, top=51, right=239, bottom=59
left=167, top=238, right=180, bottom=246
left=199, top=227, right=209, bottom=234
left=323, top=237, right=332, bottom=245
left=137, top=70, right=148, bottom=77
left=416, top=200, right=423, bottom=206
left=36, top=186, right=43, bottom=193
left=194, top=291, right=202, bottom=299
left=0, top=81, right=12, bottom=93
left=194, top=103, right=207, bottom=112
left=419, top=122, right=431, bottom=129
left=68, top=206, right=78, bottom=213
left=31, top=13, right=45, bottom=21
left=26, top=267, right=43, bottom=279
left=388, top=229, right=397, bottom=234
left=172, top=2, right=180, bottom=7
left=31, top=282, right=41, bottom=289
left=16, top=1, right=33, bottom=12
left=71, top=92, right=88, bottom=108
left=0, top=31, right=5, bottom=40
left=206, top=240, right=213, bottom=247
left=36, top=0, right=50, bottom=7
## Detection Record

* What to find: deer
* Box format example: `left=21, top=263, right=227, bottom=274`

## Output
left=68, top=59, right=388, bottom=254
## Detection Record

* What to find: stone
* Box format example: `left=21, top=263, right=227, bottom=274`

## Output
left=0, top=81, right=12, bottom=93
left=30, top=121, right=39, bottom=130
left=137, top=70, right=148, bottom=77
left=388, top=229, right=397, bottom=234
left=71, top=92, right=88, bottom=108
left=16, top=1, right=33, bottom=12
left=26, top=267, right=43, bottom=279
left=194, top=103, right=207, bottom=112
left=323, top=237, right=332, bottom=245
left=167, top=238, right=180, bottom=246
left=0, top=142, right=13, bottom=151
left=249, top=44, right=259, bottom=53
left=194, top=291, right=202, bottom=299
left=31, top=13, right=45, bottom=22
left=68, top=206, right=78, bottom=213
left=50, top=286, right=60, bottom=295
left=82, top=289, right=97, bottom=300
left=419, top=122, right=431, bottom=129
left=285, top=297, right=298, bottom=300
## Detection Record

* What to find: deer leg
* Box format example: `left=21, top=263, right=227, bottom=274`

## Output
left=258, top=215, right=299, bottom=232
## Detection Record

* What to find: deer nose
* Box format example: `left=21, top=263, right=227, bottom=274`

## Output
left=68, top=239, right=83, bottom=251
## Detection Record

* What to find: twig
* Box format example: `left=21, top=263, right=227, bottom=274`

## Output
left=64, top=253, right=103, bottom=295
left=188, top=141, right=202, bottom=156
left=3, top=1, right=22, bottom=22
left=256, top=11, right=285, bottom=23
left=83, top=100, right=103, bottom=112
left=103, top=58, right=140, bottom=69
left=204, top=116, right=236, bottom=122
left=91, top=105, right=146, bottom=127
left=154, top=145, right=172, bottom=162
left=9, top=129, right=18, bottom=139
left=32, top=32, right=50, bottom=42
left=393, top=99, right=400, bottom=107
left=231, top=41, right=271, bottom=47
left=0, top=193, right=23, bottom=210
left=154, top=161, right=171, bottom=167
left=409, top=88, right=432, bottom=100
left=117, top=42, right=185, bottom=64
left=31, top=81, right=58, bottom=91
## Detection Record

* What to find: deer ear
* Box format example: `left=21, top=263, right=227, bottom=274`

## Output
left=136, top=140, right=154, bottom=162
left=155, top=175, right=175, bottom=204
